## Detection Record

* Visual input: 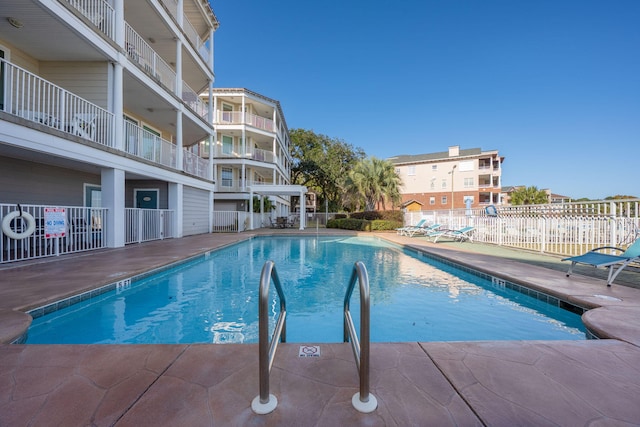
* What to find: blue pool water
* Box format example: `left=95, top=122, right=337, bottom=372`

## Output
left=26, top=236, right=586, bottom=344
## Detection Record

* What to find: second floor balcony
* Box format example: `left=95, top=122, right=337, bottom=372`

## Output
left=2, top=58, right=210, bottom=181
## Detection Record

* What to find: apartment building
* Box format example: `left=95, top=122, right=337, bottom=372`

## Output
left=389, top=146, right=504, bottom=210
left=0, top=0, right=219, bottom=263
left=203, top=88, right=304, bottom=226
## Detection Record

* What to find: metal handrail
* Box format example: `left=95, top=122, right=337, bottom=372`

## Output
left=251, top=261, right=287, bottom=414
left=343, top=261, right=377, bottom=413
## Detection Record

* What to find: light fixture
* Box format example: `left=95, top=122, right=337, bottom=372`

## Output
left=7, top=17, right=24, bottom=29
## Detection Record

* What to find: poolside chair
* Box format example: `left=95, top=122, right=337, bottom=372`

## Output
left=429, top=226, right=475, bottom=243
left=406, top=223, right=441, bottom=238
left=562, top=237, right=640, bottom=286
left=485, top=205, right=499, bottom=217
left=396, top=218, right=427, bottom=235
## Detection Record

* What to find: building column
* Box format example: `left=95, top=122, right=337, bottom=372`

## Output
left=101, top=168, right=125, bottom=247
left=299, top=190, right=306, bottom=230
left=168, top=183, right=183, bottom=237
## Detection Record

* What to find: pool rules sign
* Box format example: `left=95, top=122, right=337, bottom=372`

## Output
left=44, top=207, right=66, bottom=238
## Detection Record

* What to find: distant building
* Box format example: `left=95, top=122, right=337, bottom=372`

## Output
left=389, top=146, right=504, bottom=210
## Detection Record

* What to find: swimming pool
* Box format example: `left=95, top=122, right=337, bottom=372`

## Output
left=26, top=236, right=586, bottom=344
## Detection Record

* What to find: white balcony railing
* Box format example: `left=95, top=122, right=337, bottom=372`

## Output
left=182, top=14, right=210, bottom=63
left=182, top=81, right=207, bottom=118
left=124, top=121, right=177, bottom=168
left=215, top=111, right=275, bottom=132
left=183, top=150, right=209, bottom=179
left=125, top=23, right=176, bottom=90
left=66, top=0, right=115, bottom=39
left=2, top=58, right=114, bottom=147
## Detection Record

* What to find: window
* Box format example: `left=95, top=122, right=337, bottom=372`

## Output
left=221, top=168, right=233, bottom=188
left=459, top=160, right=474, bottom=172
left=407, top=166, right=416, bottom=176
left=441, top=196, right=448, bottom=204
left=442, top=179, right=447, bottom=189
left=430, top=179, right=435, bottom=190
left=222, top=135, right=233, bottom=155
left=431, top=164, right=438, bottom=171
left=464, top=177, right=474, bottom=188
left=429, top=197, right=435, bottom=205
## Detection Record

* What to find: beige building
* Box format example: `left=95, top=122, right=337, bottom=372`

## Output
left=389, top=146, right=504, bottom=210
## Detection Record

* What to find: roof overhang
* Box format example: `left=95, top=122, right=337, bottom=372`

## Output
left=248, top=185, right=308, bottom=196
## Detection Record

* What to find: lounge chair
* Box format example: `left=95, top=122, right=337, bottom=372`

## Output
left=406, top=223, right=441, bottom=238
left=429, top=226, right=475, bottom=243
left=396, top=218, right=427, bottom=235
left=562, top=238, right=640, bottom=286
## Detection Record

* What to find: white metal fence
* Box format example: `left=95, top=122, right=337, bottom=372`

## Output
left=212, top=211, right=252, bottom=232
left=404, top=199, right=640, bottom=257
left=125, top=208, right=175, bottom=244
left=1, top=204, right=107, bottom=263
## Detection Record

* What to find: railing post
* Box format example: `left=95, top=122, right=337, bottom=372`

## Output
left=344, top=261, right=377, bottom=413
left=252, top=261, right=286, bottom=415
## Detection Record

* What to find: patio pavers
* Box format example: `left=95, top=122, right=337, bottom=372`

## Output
left=1, top=229, right=640, bottom=425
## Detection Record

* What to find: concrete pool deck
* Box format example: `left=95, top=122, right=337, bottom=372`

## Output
left=1, top=230, right=640, bottom=426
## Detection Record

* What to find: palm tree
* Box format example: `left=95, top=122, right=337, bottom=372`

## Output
left=510, top=186, right=549, bottom=205
left=343, top=157, right=402, bottom=211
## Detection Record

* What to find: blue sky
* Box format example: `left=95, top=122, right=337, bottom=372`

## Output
left=211, top=0, right=639, bottom=200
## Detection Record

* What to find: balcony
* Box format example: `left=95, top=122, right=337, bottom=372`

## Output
left=3, top=58, right=210, bottom=180
left=215, top=111, right=275, bottom=133
left=2, top=59, right=114, bottom=147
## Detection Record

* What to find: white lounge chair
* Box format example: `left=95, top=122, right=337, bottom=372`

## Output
left=396, top=218, right=427, bottom=235
left=406, top=223, right=441, bottom=238
left=429, top=226, right=475, bottom=243
left=562, top=238, right=640, bottom=286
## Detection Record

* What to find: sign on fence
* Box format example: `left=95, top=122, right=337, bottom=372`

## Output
left=44, top=207, right=66, bottom=238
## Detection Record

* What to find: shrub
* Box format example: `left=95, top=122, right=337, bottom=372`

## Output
left=350, top=210, right=404, bottom=222
left=326, top=218, right=370, bottom=231
left=370, top=220, right=403, bottom=231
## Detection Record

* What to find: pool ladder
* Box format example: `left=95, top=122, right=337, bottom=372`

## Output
left=252, top=260, right=377, bottom=414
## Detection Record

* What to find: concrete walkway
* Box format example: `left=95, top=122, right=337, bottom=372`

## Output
left=1, top=230, right=640, bottom=426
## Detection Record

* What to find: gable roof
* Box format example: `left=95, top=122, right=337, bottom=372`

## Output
left=388, top=148, right=488, bottom=165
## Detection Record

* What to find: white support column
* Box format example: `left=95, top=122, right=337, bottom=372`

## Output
left=169, top=183, right=183, bottom=238
left=112, top=62, right=124, bottom=151
left=176, top=110, right=183, bottom=170
left=101, top=168, right=125, bottom=247
left=175, top=39, right=183, bottom=96
left=299, top=190, right=306, bottom=230
left=249, top=189, right=254, bottom=230
left=209, top=189, right=214, bottom=233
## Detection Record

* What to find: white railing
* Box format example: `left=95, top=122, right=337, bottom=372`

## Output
left=2, top=58, right=114, bottom=147
left=124, top=121, right=177, bottom=168
left=125, top=23, right=176, bottom=90
left=245, top=113, right=275, bottom=132
left=406, top=199, right=640, bottom=257
left=183, top=150, right=209, bottom=179
left=182, top=14, right=210, bottom=63
left=125, top=208, right=175, bottom=244
left=182, top=81, right=207, bottom=117
left=1, top=204, right=107, bottom=264
left=159, top=0, right=178, bottom=22
left=66, top=0, right=115, bottom=39
left=214, top=111, right=274, bottom=132
left=212, top=211, right=251, bottom=232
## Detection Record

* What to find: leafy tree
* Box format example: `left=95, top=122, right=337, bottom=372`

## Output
left=343, top=157, right=402, bottom=211
left=290, top=129, right=365, bottom=211
left=510, top=186, right=549, bottom=205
